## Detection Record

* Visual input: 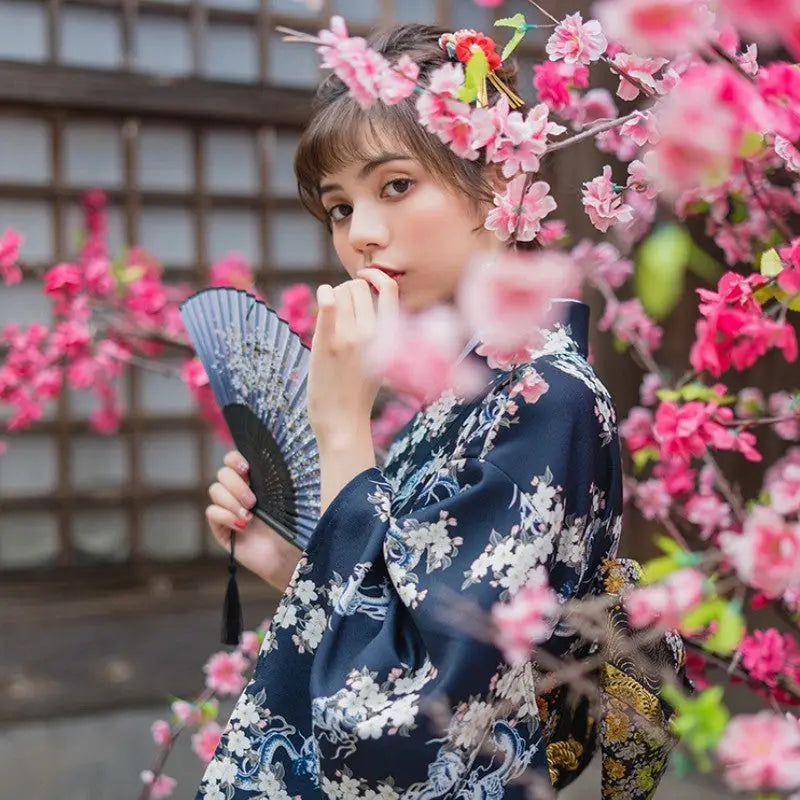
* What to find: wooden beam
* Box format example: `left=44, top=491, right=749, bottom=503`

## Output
left=0, top=62, right=315, bottom=127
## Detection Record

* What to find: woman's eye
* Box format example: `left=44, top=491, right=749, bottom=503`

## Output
left=383, top=178, right=413, bottom=197
left=326, top=204, right=352, bottom=222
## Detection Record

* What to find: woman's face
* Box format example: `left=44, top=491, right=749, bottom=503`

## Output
left=318, top=143, right=502, bottom=313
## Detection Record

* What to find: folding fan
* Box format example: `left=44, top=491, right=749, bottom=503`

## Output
left=180, top=287, right=321, bottom=643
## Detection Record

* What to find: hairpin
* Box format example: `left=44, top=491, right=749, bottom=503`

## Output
left=438, top=29, right=525, bottom=109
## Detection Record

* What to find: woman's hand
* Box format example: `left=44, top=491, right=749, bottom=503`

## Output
left=206, top=450, right=302, bottom=593
left=307, top=268, right=399, bottom=448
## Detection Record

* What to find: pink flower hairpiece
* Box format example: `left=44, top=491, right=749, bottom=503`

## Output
left=438, top=28, right=525, bottom=109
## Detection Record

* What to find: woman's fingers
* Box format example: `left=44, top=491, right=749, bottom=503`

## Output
left=209, top=477, right=254, bottom=522
left=223, top=449, right=249, bottom=475
left=356, top=268, right=399, bottom=325
left=314, top=284, right=336, bottom=346
left=216, top=465, right=256, bottom=508
left=348, top=279, right=377, bottom=339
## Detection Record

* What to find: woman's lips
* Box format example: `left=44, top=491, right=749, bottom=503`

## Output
left=367, top=267, right=405, bottom=294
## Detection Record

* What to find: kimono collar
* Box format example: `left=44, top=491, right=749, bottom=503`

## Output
left=457, top=298, right=590, bottom=367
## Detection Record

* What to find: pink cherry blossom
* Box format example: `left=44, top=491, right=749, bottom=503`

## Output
left=317, top=16, right=388, bottom=109
left=571, top=239, right=633, bottom=290
left=765, top=448, right=800, bottom=516
left=653, top=400, right=715, bottom=460
left=379, top=53, right=419, bottom=105
left=360, top=304, right=478, bottom=405
left=757, top=62, right=800, bottom=141
left=0, top=228, right=22, bottom=286
left=610, top=52, right=668, bottom=101
left=509, top=369, right=550, bottom=404
left=620, top=111, right=660, bottom=148
left=775, top=135, right=800, bottom=173
left=619, top=406, right=657, bottom=454
left=210, top=252, right=254, bottom=290
left=684, top=491, right=733, bottom=540
left=458, top=250, right=578, bottom=353
left=537, top=220, right=567, bottom=247
left=690, top=272, right=798, bottom=377
left=639, top=373, right=662, bottom=406
left=625, top=567, right=705, bottom=629
left=581, top=166, right=634, bottom=232
left=739, top=628, right=800, bottom=687
left=492, top=566, right=561, bottom=665
left=570, top=88, right=619, bottom=130
left=719, top=506, right=800, bottom=597
left=276, top=283, right=317, bottom=347
left=768, top=391, right=800, bottom=441
left=238, top=630, right=261, bottom=658
left=650, top=63, right=766, bottom=198
left=191, top=721, right=224, bottom=763
left=716, top=711, right=800, bottom=791
left=139, top=771, right=177, bottom=799
left=203, top=650, right=249, bottom=696
left=151, top=719, right=172, bottom=748
left=416, top=64, right=484, bottom=161
left=717, top=0, right=800, bottom=60
left=735, top=387, right=765, bottom=419
left=484, top=175, right=558, bottom=242
left=594, top=124, right=640, bottom=162
left=484, top=98, right=566, bottom=178
left=171, top=699, right=203, bottom=727
left=598, top=297, right=662, bottom=353
left=545, top=13, right=607, bottom=65
left=371, top=396, right=421, bottom=449
left=595, top=0, right=716, bottom=58
left=634, top=477, right=671, bottom=520
left=532, top=61, right=589, bottom=113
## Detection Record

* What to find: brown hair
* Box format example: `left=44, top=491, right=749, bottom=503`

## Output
left=293, top=23, right=528, bottom=233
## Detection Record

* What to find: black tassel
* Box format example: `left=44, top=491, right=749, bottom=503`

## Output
left=221, top=532, right=243, bottom=645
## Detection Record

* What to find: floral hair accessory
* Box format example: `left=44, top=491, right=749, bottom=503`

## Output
left=438, top=28, right=524, bottom=109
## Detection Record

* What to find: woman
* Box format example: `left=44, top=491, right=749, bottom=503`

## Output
left=198, top=22, right=681, bottom=800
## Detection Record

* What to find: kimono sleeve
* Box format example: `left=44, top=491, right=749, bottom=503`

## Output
left=293, top=360, right=623, bottom=798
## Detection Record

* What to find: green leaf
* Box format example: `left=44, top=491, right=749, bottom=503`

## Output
left=634, top=224, right=692, bottom=321
left=664, top=685, right=730, bottom=757
left=457, top=49, right=489, bottom=104
left=632, top=445, right=660, bottom=472
left=641, top=555, right=681, bottom=584
left=727, top=192, right=749, bottom=224
left=686, top=243, right=724, bottom=284
left=703, top=598, right=745, bottom=656
left=759, top=247, right=783, bottom=277
left=500, top=29, right=526, bottom=61
left=680, top=598, right=727, bottom=633
left=494, top=13, right=527, bottom=28
left=653, top=534, right=683, bottom=557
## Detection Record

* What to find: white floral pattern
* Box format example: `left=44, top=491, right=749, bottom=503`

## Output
left=196, top=301, right=623, bottom=800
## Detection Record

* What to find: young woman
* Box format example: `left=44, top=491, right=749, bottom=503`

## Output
left=198, top=23, right=681, bottom=800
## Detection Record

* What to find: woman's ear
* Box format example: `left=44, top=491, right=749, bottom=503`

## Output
left=483, top=162, right=509, bottom=195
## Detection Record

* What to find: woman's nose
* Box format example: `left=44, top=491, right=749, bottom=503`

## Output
left=347, top=203, right=389, bottom=253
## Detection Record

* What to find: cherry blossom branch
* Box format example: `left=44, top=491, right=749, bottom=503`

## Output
left=544, top=109, right=642, bottom=154
left=742, top=161, right=796, bottom=244
left=683, top=637, right=800, bottom=705
left=720, top=412, right=800, bottom=429
left=701, top=451, right=747, bottom=524
left=137, top=688, right=215, bottom=800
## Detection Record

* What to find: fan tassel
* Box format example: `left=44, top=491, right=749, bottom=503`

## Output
left=221, top=532, right=243, bottom=646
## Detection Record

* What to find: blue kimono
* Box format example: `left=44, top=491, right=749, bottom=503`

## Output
left=196, top=300, right=684, bottom=800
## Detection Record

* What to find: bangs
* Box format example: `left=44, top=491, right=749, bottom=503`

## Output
left=294, top=94, right=492, bottom=226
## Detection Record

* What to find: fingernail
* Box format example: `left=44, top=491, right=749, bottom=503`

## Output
left=233, top=518, right=247, bottom=530
left=237, top=460, right=249, bottom=473
left=238, top=507, right=251, bottom=520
